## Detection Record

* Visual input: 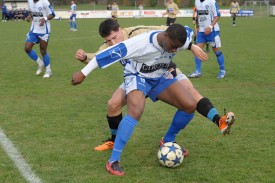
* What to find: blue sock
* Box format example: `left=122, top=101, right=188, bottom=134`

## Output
left=109, top=114, right=138, bottom=162
left=207, top=108, right=219, bottom=122
left=70, top=22, right=73, bottom=28
left=110, top=129, right=117, bottom=136
left=27, top=50, right=38, bottom=62
left=215, top=50, right=225, bottom=70
left=43, top=53, right=50, bottom=67
left=73, top=22, right=77, bottom=29
left=195, top=57, right=202, bottom=73
left=163, top=110, right=194, bottom=143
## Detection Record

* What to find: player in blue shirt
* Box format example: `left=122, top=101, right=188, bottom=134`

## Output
left=69, top=1, right=77, bottom=31
left=2, top=3, right=7, bottom=22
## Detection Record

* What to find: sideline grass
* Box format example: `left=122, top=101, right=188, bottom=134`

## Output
left=0, top=17, right=274, bottom=182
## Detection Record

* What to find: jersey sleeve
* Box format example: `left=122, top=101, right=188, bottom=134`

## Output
left=95, top=34, right=147, bottom=68
left=177, top=26, right=194, bottom=51
left=43, top=0, right=55, bottom=16
left=211, top=0, right=220, bottom=17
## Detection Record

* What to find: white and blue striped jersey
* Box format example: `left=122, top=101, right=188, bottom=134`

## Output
left=28, top=0, right=55, bottom=34
left=71, top=3, right=76, bottom=15
left=195, top=0, right=220, bottom=32
left=82, top=27, right=193, bottom=79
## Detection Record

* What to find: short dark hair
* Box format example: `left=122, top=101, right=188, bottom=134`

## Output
left=165, top=24, right=187, bottom=45
left=99, top=19, right=120, bottom=37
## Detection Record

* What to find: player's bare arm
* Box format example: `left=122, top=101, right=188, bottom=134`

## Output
left=39, top=14, right=54, bottom=26
left=191, top=44, right=208, bottom=61
left=75, top=49, right=96, bottom=64
left=204, top=16, right=220, bottom=35
left=26, top=14, right=33, bottom=22
left=72, top=71, right=86, bottom=85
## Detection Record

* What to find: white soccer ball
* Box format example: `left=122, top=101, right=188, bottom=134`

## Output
left=157, top=142, right=184, bottom=168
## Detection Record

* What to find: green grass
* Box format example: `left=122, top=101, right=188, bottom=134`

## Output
left=0, top=17, right=275, bottom=182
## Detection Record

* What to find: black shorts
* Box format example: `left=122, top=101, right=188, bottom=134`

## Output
left=166, top=17, right=176, bottom=26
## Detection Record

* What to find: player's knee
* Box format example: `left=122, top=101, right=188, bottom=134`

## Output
left=24, top=46, right=31, bottom=53
left=107, top=98, right=121, bottom=113
left=180, top=99, right=196, bottom=114
left=127, top=106, right=144, bottom=121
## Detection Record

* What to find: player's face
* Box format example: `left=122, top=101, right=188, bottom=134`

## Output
left=162, top=37, right=183, bottom=53
left=104, top=28, right=124, bottom=46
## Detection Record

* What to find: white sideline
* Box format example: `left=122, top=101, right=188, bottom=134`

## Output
left=0, top=128, right=42, bottom=183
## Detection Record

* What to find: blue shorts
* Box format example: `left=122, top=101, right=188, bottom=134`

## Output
left=70, top=14, right=76, bottom=21
left=124, top=74, right=177, bottom=102
left=26, top=31, right=50, bottom=43
left=196, top=31, right=222, bottom=48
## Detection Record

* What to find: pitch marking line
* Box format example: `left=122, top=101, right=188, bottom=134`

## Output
left=0, top=128, right=42, bottom=183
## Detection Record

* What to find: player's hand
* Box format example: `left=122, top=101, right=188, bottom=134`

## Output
left=71, top=71, right=86, bottom=85
left=25, top=15, right=32, bottom=22
left=204, top=27, right=211, bottom=35
left=39, top=17, right=45, bottom=26
left=75, top=49, right=88, bottom=62
left=190, top=44, right=208, bottom=61
left=192, top=20, right=196, bottom=25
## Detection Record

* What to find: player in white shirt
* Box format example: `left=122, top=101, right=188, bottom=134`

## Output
left=24, top=0, right=55, bottom=78
left=188, top=0, right=226, bottom=79
left=75, top=19, right=235, bottom=154
left=71, top=24, right=205, bottom=176
left=69, top=1, right=77, bottom=31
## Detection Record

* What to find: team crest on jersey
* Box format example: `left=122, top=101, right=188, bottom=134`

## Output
left=110, top=47, right=122, bottom=58
left=96, top=43, right=127, bottom=68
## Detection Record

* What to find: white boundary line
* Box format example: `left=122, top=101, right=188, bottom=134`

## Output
left=0, top=128, right=42, bottom=183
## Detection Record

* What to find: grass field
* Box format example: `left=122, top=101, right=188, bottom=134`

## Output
left=0, top=17, right=275, bottom=182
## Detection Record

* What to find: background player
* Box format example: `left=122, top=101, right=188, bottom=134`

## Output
left=188, top=0, right=226, bottom=79
left=75, top=19, right=235, bottom=152
left=192, top=5, right=209, bottom=52
left=69, top=0, right=77, bottom=31
left=111, top=0, right=119, bottom=21
left=162, top=0, right=179, bottom=26
left=230, top=0, right=240, bottom=26
left=24, top=0, right=55, bottom=78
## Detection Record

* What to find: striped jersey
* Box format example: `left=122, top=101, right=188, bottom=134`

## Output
left=195, top=0, right=220, bottom=32
left=82, top=27, right=193, bottom=79
left=71, top=3, right=76, bottom=15
left=28, top=0, right=55, bottom=34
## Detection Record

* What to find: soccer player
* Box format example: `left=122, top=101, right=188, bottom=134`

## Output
left=162, top=0, right=179, bottom=26
left=75, top=19, right=235, bottom=152
left=72, top=24, right=235, bottom=176
left=69, top=0, right=77, bottom=31
left=2, top=3, right=7, bottom=22
left=192, top=6, right=209, bottom=52
left=72, top=24, right=200, bottom=176
left=24, top=0, right=55, bottom=78
left=230, top=0, right=240, bottom=27
left=111, top=0, right=119, bottom=21
left=188, top=0, right=226, bottom=79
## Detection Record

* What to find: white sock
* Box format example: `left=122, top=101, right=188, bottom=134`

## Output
left=45, top=64, right=51, bottom=72
left=36, top=58, right=44, bottom=67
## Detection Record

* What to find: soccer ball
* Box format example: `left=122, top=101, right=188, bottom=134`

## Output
left=157, top=142, right=184, bottom=168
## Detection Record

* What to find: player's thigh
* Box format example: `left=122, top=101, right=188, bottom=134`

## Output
left=108, top=85, right=127, bottom=110
left=196, top=32, right=207, bottom=46
left=158, top=81, right=196, bottom=113
left=38, top=34, right=50, bottom=54
left=126, top=90, right=146, bottom=120
left=207, top=31, right=221, bottom=49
